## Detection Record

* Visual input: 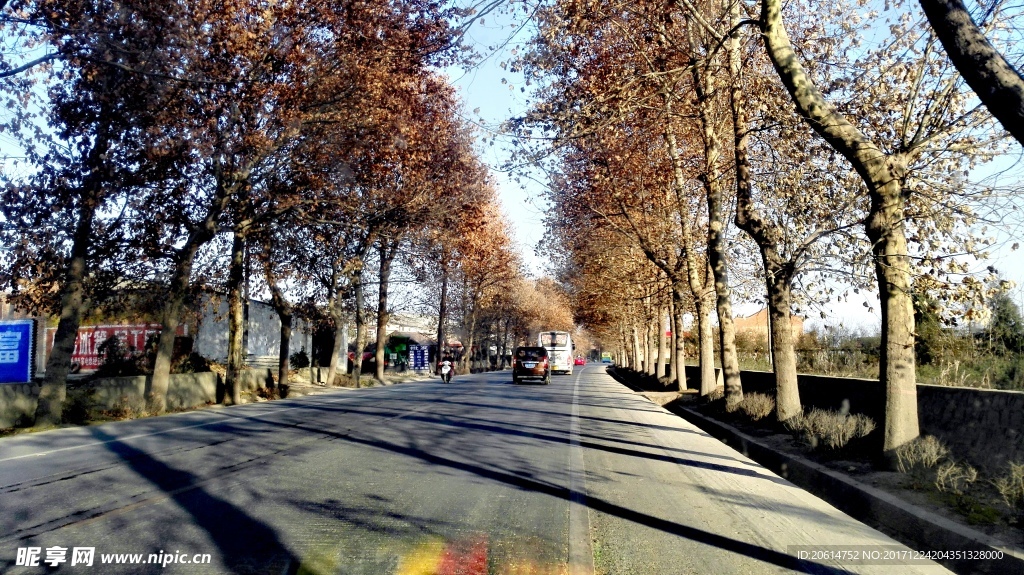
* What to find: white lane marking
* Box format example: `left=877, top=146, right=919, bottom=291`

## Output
left=568, top=367, right=595, bottom=575
left=0, top=385, right=422, bottom=463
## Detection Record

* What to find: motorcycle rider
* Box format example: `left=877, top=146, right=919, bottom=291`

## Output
left=438, top=353, right=454, bottom=383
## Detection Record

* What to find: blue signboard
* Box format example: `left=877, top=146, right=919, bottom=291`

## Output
left=0, top=320, right=35, bottom=384
left=408, top=344, right=429, bottom=370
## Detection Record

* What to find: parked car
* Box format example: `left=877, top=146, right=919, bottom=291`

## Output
left=574, top=356, right=586, bottom=366
left=347, top=344, right=376, bottom=374
left=512, top=346, right=550, bottom=385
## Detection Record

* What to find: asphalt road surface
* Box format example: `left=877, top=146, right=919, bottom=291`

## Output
left=0, top=366, right=952, bottom=574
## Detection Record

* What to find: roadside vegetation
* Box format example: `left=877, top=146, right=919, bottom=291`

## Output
left=0, top=1, right=583, bottom=432
left=719, top=291, right=1024, bottom=389
left=504, top=0, right=1023, bottom=463
left=2, top=0, right=1023, bottom=463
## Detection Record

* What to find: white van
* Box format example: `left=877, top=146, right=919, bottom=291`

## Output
left=538, top=331, right=573, bottom=375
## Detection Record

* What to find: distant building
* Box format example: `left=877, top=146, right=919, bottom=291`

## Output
left=733, top=308, right=804, bottom=340
left=386, top=313, right=435, bottom=334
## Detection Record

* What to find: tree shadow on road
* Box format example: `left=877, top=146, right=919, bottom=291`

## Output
left=88, top=427, right=301, bottom=574
left=257, top=416, right=857, bottom=575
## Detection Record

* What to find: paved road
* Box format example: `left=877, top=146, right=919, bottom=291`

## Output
left=0, top=366, right=951, bottom=574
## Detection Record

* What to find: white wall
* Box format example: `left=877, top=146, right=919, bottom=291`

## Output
left=194, top=296, right=312, bottom=364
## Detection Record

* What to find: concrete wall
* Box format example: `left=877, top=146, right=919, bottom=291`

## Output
left=0, top=383, right=39, bottom=428
left=0, top=369, right=274, bottom=428
left=685, top=366, right=1024, bottom=473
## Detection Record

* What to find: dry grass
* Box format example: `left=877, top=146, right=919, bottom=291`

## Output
left=935, top=461, right=978, bottom=495
left=993, top=461, right=1024, bottom=513
left=739, top=393, right=775, bottom=421
left=895, top=435, right=949, bottom=474
left=784, top=408, right=876, bottom=450
left=101, top=395, right=149, bottom=421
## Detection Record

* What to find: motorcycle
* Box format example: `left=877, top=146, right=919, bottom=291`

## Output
left=439, top=360, right=453, bottom=383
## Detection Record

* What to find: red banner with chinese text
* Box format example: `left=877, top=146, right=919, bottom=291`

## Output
left=45, top=324, right=187, bottom=371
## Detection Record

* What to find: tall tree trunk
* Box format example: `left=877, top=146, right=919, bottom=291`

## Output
left=151, top=239, right=214, bottom=407
left=352, top=268, right=366, bottom=388
left=619, top=322, right=629, bottom=367
left=34, top=131, right=113, bottom=427
left=868, top=190, right=919, bottom=451
left=275, top=307, right=291, bottom=392
left=498, top=317, right=509, bottom=368
left=645, top=316, right=656, bottom=375
left=326, top=294, right=345, bottom=386
left=262, top=238, right=290, bottom=392
left=34, top=201, right=96, bottom=427
left=765, top=269, right=800, bottom=420
left=309, top=323, right=317, bottom=387
left=761, top=0, right=919, bottom=452
left=631, top=324, right=641, bottom=371
left=697, top=99, right=743, bottom=408
left=661, top=103, right=718, bottom=398
left=225, top=227, right=246, bottom=405
left=687, top=12, right=743, bottom=410
left=618, top=325, right=625, bottom=368
left=673, top=286, right=688, bottom=390
left=436, top=265, right=449, bottom=374
left=150, top=262, right=189, bottom=409
left=695, top=297, right=717, bottom=396
left=150, top=174, right=233, bottom=411
left=324, top=257, right=344, bottom=387
left=736, top=182, right=804, bottom=421
left=656, top=305, right=668, bottom=380
left=733, top=134, right=803, bottom=420
left=668, top=295, right=678, bottom=385
left=729, top=3, right=799, bottom=421
left=374, top=237, right=399, bottom=381
left=465, top=307, right=478, bottom=375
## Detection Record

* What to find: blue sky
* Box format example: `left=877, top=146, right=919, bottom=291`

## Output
left=445, top=10, right=550, bottom=276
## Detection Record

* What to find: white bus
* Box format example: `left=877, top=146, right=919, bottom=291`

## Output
left=538, top=331, right=574, bottom=375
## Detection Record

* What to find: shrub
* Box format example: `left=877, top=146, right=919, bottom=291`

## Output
left=255, top=386, right=279, bottom=400
left=739, top=393, right=775, bottom=421
left=785, top=408, right=876, bottom=450
left=705, top=387, right=724, bottom=402
left=895, top=435, right=949, bottom=473
left=172, top=352, right=213, bottom=374
left=94, top=335, right=147, bottom=377
left=998, top=355, right=1024, bottom=391
left=290, top=348, right=310, bottom=369
left=935, top=461, right=978, bottom=495
left=993, top=461, right=1024, bottom=515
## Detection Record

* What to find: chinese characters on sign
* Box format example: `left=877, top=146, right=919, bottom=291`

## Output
left=43, top=324, right=185, bottom=371
left=0, top=320, right=34, bottom=384
left=409, top=345, right=429, bottom=370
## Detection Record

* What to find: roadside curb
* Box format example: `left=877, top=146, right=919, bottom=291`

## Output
left=667, top=402, right=1024, bottom=575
